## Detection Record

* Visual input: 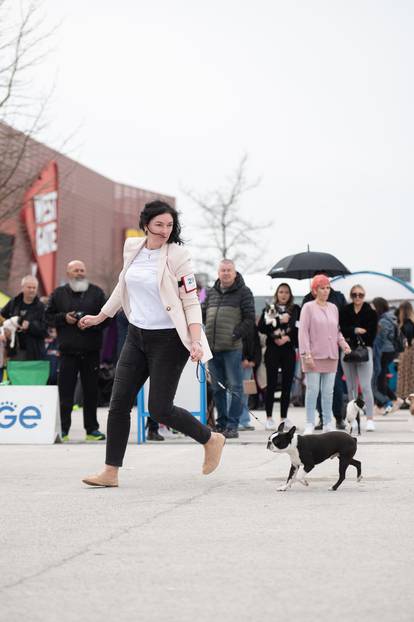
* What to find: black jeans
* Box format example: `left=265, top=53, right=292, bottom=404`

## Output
left=377, top=351, right=397, bottom=402
left=58, top=351, right=100, bottom=435
left=264, top=344, right=296, bottom=419
left=106, top=325, right=211, bottom=467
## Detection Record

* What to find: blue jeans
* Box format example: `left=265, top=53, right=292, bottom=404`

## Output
left=209, top=350, right=244, bottom=430
left=239, top=367, right=253, bottom=427
left=305, top=372, right=336, bottom=426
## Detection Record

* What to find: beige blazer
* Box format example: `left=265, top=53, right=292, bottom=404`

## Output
left=101, top=238, right=212, bottom=363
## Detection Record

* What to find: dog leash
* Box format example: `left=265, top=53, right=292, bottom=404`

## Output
left=196, top=362, right=267, bottom=429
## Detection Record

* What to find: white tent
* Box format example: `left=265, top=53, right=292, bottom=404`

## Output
left=331, top=271, right=414, bottom=305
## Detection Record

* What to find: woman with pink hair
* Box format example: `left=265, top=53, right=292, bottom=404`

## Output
left=299, top=275, right=351, bottom=434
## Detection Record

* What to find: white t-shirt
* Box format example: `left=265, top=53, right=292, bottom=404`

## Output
left=125, top=247, right=175, bottom=329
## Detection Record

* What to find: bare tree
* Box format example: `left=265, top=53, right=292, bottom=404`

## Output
left=183, top=155, right=271, bottom=275
left=0, top=0, right=56, bottom=224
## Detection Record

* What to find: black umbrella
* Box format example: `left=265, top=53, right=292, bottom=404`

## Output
left=267, top=251, right=350, bottom=280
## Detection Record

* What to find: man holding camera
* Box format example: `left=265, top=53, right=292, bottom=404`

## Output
left=46, top=260, right=107, bottom=441
left=0, top=275, right=47, bottom=361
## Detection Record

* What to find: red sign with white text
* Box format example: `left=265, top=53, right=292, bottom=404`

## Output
left=22, top=161, right=58, bottom=295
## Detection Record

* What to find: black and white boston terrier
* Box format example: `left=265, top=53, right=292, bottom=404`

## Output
left=267, top=422, right=362, bottom=491
left=346, top=397, right=365, bottom=436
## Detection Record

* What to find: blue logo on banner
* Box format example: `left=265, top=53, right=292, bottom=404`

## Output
left=0, top=402, right=42, bottom=429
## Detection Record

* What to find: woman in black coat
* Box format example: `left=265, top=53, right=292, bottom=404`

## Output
left=258, top=283, right=300, bottom=430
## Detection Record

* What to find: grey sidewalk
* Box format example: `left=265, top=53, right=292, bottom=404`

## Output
left=1, top=407, right=414, bottom=622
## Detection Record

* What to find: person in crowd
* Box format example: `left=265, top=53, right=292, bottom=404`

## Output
left=258, top=283, right=300, bottom=430
left=299, top=274, right=351, bottom=434
left=396, top=301, right=414, bottom=414
left=302, top=280, right=347, bottom=429
left=79, top=200, right=225, bottom=487
left=238, top=321, right=262, bottom=431
left=0, top=275, right=47, bottom=361
left=44, top=326, right=60, bottom=384
left=339, top=284, right=378, bottom=431
left=46, top=260, right=107, bottom=442
left=203, top=259, right=256, bottom=439
left=371, top=297, right=403, bottom=414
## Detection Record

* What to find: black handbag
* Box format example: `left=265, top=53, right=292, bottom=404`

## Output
left=343, top=336, right=369, bottom=363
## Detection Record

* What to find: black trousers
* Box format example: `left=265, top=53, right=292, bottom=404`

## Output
left=58, top=351, right=100, bottom=435
left=106, top=325, right=211, bottom=467
left=264, top=344, right=296, bottom=419
left=377, top=351, right=397, bottom=402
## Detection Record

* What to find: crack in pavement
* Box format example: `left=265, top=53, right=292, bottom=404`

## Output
left=0, top=480, right=228, bottom=594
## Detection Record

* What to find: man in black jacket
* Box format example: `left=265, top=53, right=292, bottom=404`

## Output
left=46, top=260, right=107, bottom=442
left=302, top=284, right=347, bottom=429
left=1, top=275, right=47, bottom=361
left=204, top=259, right=255, bottom=438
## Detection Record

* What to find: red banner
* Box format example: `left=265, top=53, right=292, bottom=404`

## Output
left=22, top=161, right=58, bottom=295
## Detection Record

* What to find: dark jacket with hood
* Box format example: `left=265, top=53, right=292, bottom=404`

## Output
left=1, top=294, right=47, bottom=359
left=46, top=283, right=107, bottom=354
left=203, top=273, right=255, bottom=352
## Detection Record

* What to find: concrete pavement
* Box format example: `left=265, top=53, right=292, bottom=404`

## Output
left=1, top=406, right=414, bottom=622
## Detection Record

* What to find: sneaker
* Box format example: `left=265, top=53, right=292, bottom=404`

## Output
left=366, top=419, right=375, bottom=431
left=314, top=421, right=323, bottom=431
left=303, top=423, right=314, bottom=435
left=147, top=430, right=165, bottom=441
left=223, top=428, right=239, bottom=439
left=238, top=424, right=255, bottom=431
left=265, top=417, right=276, bottom=431
left=85, top=430, right=106, bottom=441
left=61, top=434, right=69, bottom=442
left=323, top=422, right=335, bottom=432
left=390, top=398, right=404, bottom=414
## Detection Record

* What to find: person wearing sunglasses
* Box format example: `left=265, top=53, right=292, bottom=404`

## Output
left=339, top=285, right=378, bottom=430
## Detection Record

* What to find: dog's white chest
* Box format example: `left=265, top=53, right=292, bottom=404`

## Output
left=287, top=437, right=302, bottom=466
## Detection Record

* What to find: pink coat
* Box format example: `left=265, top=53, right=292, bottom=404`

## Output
left=298, top=300, right=347, bottom=360
left=101, top=238, right=212, bottom=363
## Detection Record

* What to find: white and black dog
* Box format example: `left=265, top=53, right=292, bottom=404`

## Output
left=0, top=316, right=20, bottom=349
left=267, top=422, right=362, bottom=491
left=346, top=397, right=365, bottom=436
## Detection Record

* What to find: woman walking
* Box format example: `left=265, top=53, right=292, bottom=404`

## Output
left=339, top=285, right=378, bottom=431
left=396, top=301, right=414, bottom=414
left=299, top=275, right=351, bottom=434
left=80, top=201, right=225, bottom=486
left=258, top=283, right=300, bottom=430
left=371, top=297, right=402, bottom=414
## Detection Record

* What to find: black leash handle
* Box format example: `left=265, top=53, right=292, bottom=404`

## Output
left=196, top=362, right=266, bottom=428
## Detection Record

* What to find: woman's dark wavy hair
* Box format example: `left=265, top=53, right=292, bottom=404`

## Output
left=372, top=297, right=389, bottom=316
left=139, top=200, right=184, bottom=245
left=274, top=282, right=294, bottom=311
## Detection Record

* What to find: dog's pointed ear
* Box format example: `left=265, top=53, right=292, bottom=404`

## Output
left=289, top=426, right=296, bottom=436
left=277, top=422, right=285, bottom=432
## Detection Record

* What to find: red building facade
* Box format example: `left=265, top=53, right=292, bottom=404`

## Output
left=0, top=123, right=174, bottom=297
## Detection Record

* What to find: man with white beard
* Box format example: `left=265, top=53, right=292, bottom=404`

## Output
left=46, top=260, right=107, bottom=442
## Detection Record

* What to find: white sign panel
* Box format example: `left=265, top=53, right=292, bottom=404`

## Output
left=0, top=386, right=61, bottom=444
left=141, top=358, right=201, bottom=412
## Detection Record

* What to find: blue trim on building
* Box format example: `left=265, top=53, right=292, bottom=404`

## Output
left=331, top=271, right=414, bottom=294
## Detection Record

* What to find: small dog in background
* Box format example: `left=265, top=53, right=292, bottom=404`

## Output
left=264, top=303, right=288, bottom=339
left=0, top=316, right=21, bottom=349
left=346, top=397, right=365, bottom=436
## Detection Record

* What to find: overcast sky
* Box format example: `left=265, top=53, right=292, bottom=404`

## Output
left=29, top=0, right=414, bottom=279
